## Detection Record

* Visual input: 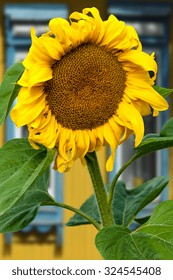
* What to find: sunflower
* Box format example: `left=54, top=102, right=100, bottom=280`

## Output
left=10, top=7, right=168, bottom=172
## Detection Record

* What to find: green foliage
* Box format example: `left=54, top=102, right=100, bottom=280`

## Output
left=96, top=201, right=173, bottom=260
left=67, top=177, right=168, bottom=227
left=153, top=85, right=173, bottom=99
left=160, top=117, right=173, bottom=137
left=135, top=134, right=173, bottom=158
left=0, top=169, right=56, bottom=232
left=0, top=138, right=55, bottom=232
left=0, top=62, right=24, bottom=125
left=112, top=176, right=169, bottom=226
left=133, top=117, right=173, bottom=159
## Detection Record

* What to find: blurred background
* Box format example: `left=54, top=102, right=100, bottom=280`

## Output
left=0, top=0, right=173, bottom=260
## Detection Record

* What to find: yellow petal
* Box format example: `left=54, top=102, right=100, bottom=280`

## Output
left=23, top=28, right=54, bottom=68
left=101, top=15, right=130, bottom=51
left=120, top=127, right=133, bottom=144
left=118, top=50, right=158, bottom=80
left=70, top=11, right=95, bottom=24
left=55, top=154, right=74, bottom=173
left=103, top=122, right=118, bottom=172
left=72, top=20, right=94, bottom=43
left=28, top=138, right=40, bottom=150
left=132, top=100, right=151, bottom=116
left=58, top=128, right=72, bottom=161
left=126, top=25, right=142, bottom=51
left=125, top=81, right=168, bottom=112
left=117, top=100, right=144, bottom=147
left=39, top=36, right=63, bottom=60
left=18, top=69, right=29, bottom=87
left=108, top=117, right=123, bottom=143
left=74, top=130, right=90, bottom=159
left=11, top=95, right=46, bottom=127
left=28, top=62, right=52, bottom=88
left=29, top=115, right=58, bottom=149
left=17, top=86, right=44, bottom=104
left=49, top=18, right=81, bottom=49
left=82, top=7, right=105, bottom=44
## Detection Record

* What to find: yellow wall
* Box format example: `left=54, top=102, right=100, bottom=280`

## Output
left=0, top=0, right=108, bottom=260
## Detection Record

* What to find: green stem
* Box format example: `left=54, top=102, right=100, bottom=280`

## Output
left=42, top=200, right=101, bottom=231
left=108, top=154, right=137, bottom=207
left=85, top=151, right=114, bottom=227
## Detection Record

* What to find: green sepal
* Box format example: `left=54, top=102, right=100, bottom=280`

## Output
left=0, top=62, right=24, bottom=125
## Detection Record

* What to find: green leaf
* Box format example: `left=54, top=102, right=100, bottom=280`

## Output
left=113, top=176, right=169, bottom=226
left=153, top=85, right=173, bottom=99
left=96, top=225, right=131, bottom=260
left=66, top=193, right=101, bottom=226
left=133, top=117, right=173, bottom=159
left=0, top=62, right=24, bottom=125
left=160, top=117, right=173, bottom=137
left=0, top=138, right=55, bottom=217
left=96, top=201, right=173, bottom=260
left=135, top=133, right=173, bottom=158
left=0, top=169, right=56, bottom=232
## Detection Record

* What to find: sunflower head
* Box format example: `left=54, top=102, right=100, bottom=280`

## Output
left=10, top=7, right=168, bottom=172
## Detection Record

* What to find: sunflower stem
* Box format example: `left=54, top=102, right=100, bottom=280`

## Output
left=85, top=151, right=115, bottom=228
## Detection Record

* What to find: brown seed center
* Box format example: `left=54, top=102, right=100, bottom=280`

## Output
left=44, top=44, right=126, bottom=130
